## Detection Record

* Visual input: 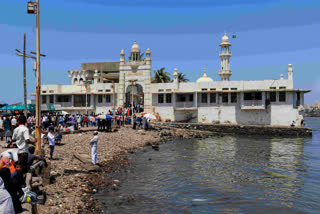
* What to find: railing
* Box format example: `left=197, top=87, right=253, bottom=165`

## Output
left=175, top=102, right=195, bottom=108
left=243, top=100, right=263, bottom=106
left=56, top=102, right=73, bottom=107
left=219, top=52, right=232, bottom=56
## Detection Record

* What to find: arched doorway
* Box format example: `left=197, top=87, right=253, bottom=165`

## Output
left=126, top=84, right=144, bottom=109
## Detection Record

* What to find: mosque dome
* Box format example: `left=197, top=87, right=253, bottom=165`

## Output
left=222, top=32, right=229, bottom=43
left=196, top=67, right=213, bottom=83
left=220, top=32, right=231, bottom=46
left=131, top=41, right=140, bottom=53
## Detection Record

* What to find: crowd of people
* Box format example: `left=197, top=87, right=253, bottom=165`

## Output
left=0, top=115, right=47, bottom=213
left=0, top=105, right=154, bottom=212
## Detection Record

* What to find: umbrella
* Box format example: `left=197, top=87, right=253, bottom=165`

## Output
left=61, top=111, right=69, bottom=115
left=143, top=113, right=156, bottom=120
left=106, top=115, right=113, bottom=119
left=141, top=113, right=147, bottom=116
left=98, top=115, right=106, bottom=119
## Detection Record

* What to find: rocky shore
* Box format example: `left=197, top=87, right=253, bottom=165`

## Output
left=34, top=125, right=211, bottom=213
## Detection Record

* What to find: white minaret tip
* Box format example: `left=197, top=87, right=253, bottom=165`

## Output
left=280, top=73, right=284, bottom=80
left=174, top=68, right=178, bottom=75
left=120, top=49, right=125, bottom=55
left=288, top=64, right=293, bottom=80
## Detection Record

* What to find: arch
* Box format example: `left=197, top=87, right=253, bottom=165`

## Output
left=79, top=78, right=84, bottom=84
left=125, top=84, right=144, bottom=108
left=73, top=78, right=78, bottom=84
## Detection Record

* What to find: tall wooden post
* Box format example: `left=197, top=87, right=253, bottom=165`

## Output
left=35, top=0, right=41, bottom=155
left=23, top=33, right=27, bottom=117
left=131, top=81, right=134, bottom=117
left=112, top=80, right=116, bottom=128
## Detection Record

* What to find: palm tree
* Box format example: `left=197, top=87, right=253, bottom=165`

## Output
left=152, top=67, right=171, bottom=83
left=128, top=52, right=145, bottom=61
left=178, top=72, right=189, bottom=83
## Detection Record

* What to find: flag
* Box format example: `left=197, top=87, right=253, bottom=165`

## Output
left=232, top=35, right=236, bottom=38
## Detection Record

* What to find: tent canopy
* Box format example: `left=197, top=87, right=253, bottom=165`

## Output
left=0, top=104, right=35, bottom=111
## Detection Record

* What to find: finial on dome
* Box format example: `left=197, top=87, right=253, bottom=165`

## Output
left=120, top=49, right=125, bottom=55
left=203, top=65, right=207, bottom=77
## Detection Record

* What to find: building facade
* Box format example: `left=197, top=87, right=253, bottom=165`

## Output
left=39, top=33, right=310, bottom=126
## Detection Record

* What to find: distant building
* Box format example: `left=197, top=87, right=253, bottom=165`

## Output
left=37, top=33, right=310, bottom=126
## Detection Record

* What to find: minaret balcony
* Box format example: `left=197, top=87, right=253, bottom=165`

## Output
left=219, top=52, right=232, bottom=57
left=219, top=70, right=232, bottom=75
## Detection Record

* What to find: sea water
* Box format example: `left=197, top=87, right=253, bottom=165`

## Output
left=95, top=117, right=320, bottom=214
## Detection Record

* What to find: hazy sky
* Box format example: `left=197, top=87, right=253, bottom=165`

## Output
left=0, top=0, right=319, bottom=104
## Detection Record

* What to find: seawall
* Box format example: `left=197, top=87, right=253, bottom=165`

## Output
left=153, top=122, right=312, bottom=137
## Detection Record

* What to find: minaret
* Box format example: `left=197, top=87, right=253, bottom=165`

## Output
left=173, top=68, right=179, bottom=88
left=130, top=41, right=140, bottom=61
left=219, top=32, right=232, bottom=81
left=146, top=48, right=151, bottom=65
left=288, top=64, right=293, bottom=80
left=120, top=49, right=125, bottom=65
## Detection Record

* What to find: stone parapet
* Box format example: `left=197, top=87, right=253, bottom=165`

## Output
left=153, top=122, right=312, bottom=137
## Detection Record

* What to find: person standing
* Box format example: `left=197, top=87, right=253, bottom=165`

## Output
left=10, top=115, right=37, bottom=172
left=10, top=116, right=17, bottom=131
left=47, top=127, right=56, bottom=160
left=3, top=117, right=11, bottom=143
left=83, top=115, right=89, bottom=127
left=89, top=131, right=98, bottom=165
left=0, top=177, right=15, bottom=214
left=0, top=116, right=3, bottom=141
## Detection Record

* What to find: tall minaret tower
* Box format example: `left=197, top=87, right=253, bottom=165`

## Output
left=219, top=32, right=232, bottom=81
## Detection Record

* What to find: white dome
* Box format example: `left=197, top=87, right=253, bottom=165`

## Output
left=197, top=76, right=214, bottom=83
left=222, top=32, right=229, bottom=43
left=131, top=41, right=140, bottom=53
left=196, top=67, right=213, bottom=83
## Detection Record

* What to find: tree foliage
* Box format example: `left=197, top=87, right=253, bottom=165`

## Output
left=152, top=67, right=171, bottom=83
left=177, top=72, right=189, bottom=83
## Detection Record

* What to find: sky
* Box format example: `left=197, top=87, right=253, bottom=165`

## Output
left=0, top=0, right=319, bottom=104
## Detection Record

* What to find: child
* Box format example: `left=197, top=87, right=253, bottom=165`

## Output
left=47, top=127, right=56, bottom=160
left=89, top=131, right=98, bottom=165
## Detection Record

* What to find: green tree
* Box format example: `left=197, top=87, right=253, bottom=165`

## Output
left=152, top=67, right=171, bottom=83
left=177, top=72, right=189, bottom=83
left=128, top=52, right=145, bottom=61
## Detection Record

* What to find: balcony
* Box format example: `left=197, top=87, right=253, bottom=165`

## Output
left=175, top=102, right=196, bottom=110
left=219, top=51, right=232, bottom=57
left=241, top=100, right=265, bottom=110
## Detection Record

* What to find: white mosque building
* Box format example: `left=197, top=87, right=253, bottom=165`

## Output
left=38, top=33, right=310, bottom=126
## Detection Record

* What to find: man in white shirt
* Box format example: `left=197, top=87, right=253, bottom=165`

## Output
left=47, top=127, right=56, bottom=160
left=42, top=115, right=48, bottom=130
left=10, top=115, right=36, bottom=153
left=89, top=131, right=98, bottom=165
left=11, top=116, right=17, bottom=130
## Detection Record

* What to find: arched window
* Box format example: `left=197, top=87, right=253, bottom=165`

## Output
left=79, top=78, right=83, bottom=84
left=73, top=78, right=78, bottom=84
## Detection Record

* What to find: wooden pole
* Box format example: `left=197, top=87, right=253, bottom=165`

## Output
left=23, top=33, right=27, bottom=117
left=131, top=81, right=134, bottom=118
left=112, top=80, right=116, bottom=128
left=35, top=0, right=41, bottom=155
